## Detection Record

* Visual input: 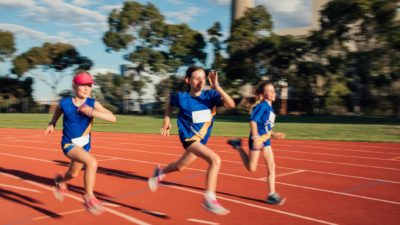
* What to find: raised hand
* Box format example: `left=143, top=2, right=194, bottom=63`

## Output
left=207, top=70, right=219, bottom=89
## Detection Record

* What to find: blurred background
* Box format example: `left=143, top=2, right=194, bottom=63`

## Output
left=0, top=0, right=399, bottom=117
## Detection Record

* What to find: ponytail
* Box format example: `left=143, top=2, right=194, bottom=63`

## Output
left=240, top=80, right=273, bottom=113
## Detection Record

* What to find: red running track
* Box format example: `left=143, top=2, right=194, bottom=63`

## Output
left=0, top=128, right=399, bottom=225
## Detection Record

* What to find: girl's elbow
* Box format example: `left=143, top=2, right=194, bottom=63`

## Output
left=226, top=102, right=236, bottom=109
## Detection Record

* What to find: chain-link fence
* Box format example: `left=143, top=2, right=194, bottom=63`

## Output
left=0, top=96, right=399, bottom=117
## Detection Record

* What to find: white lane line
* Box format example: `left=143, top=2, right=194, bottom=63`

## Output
left=187, top=218, right=219, bottom=225
left=0, top=169, right=151, bottom=225
left=86, top=135, right=400, bottom=152
left=0, top=183, right=41, bottom=193
left=258, top=169, right=305, bottom=180
left=274, top=149, right=397, bottom=161
left=98, top=158, right=120, bottom=162
left=2, top=150, right=400, bottom=206
left=2, top=141, right=400, bottom=171
left=173, top=186, right=337, bottom=225
left=222, top=159, right=400, bottom=184
left=389, top=156, right=400, bottom=160
left=32, top=208, right=86, bottom=220
left=1, top=130, right=398, bottom=151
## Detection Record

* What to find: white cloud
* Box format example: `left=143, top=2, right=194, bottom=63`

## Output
left=207, top=0, right=312, bottom=29
left=18, top=0, right=107, bottom=33
left=0, top=0, right=36, bottom=8
left=0, top=23, right=92, bottom=46
left=98, top=4, right=123, bottom=13
left=90, top=67, right=119, bottom=75
left=256, top=0, right=312, bottom=29
left=211, top=0, right=231, bottom=6
left=165, top=6, right=202, bottom=23
left=71, top=0, right=94, bottom=7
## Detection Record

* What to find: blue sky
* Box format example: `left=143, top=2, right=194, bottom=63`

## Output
left=0, top=0, right=312, bottom=101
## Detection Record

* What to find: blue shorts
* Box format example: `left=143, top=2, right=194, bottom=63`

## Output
left=248, top=133, right=271, bottom=151
left=61, top=143, right=91, bottom=155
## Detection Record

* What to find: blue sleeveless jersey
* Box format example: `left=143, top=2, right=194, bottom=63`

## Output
left=249, top=101, right=276, bottom=149
left=170, top=90, right=223, bottom=145
left=59, top=97, right=95, bottom=152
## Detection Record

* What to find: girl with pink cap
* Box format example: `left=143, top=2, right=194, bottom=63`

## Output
left=45, top=71, right=116, bottom=215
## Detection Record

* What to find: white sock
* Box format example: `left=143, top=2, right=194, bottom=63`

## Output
left=205, top=191, right=217, bottom=201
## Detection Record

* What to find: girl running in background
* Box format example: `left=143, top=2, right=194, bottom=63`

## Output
left=44, top=71, right=116, bottom=215
left=148, top=66, right=235, bottom=215
left=227, top=80, right=286, bottom=205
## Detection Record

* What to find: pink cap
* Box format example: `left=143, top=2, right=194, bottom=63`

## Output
left=72, top=72, right=95, bottom=85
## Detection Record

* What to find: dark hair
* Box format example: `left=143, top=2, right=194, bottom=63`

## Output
left=185, top=65, right=206, bottom=79
left=240, top=80, right=273, bottom=111
left=185, top=65, right=206, bottom=90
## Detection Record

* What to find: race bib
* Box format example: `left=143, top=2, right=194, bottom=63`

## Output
left=268, top=112, right=276, bottom=128
left=268, top=112, right=276, bottom=123
left=71, top=135, right=90, bottom=147
left=192, top=109, right=212, bottom=124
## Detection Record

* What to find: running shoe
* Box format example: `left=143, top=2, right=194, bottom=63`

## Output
left=148, top=165, right=162, bottom=192
left=202, top=198, right=230, bottom=215
left=53, top=173, right=67, bottom=201
left=84, top=195, right=105, bottom=215
left=266, top=193, right=286, bottom=205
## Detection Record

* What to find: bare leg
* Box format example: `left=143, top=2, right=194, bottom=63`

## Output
left=66, top=147, right=98, bottom=198
left=56, top=160, right=84, bottom=189
left=261, top=146, right=276, bottom=195
left=185, top=142, right=221, bottom=193
left=161, top=150, right=197, bottom=177
left=232, top=145, right=260, bottom=172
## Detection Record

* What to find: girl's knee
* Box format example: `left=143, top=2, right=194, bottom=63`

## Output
left=248, top=165, right=257, bottom=173
left=210, top=154, right=221, bottom=168
left=268, top=162, right=276, bottom=171
left=67, top=170, right=80, bottom=178
left=86, top=158, right=98, bottom=170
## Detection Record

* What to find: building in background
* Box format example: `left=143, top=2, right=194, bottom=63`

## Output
left=120, top=64, right=167, bottom=113
left=231, top=0, right=254, bottom=21
left=275, top=0, right=329, bottom=36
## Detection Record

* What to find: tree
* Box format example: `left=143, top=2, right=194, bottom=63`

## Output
left=11, top=42, right=93, bottom=100
left=0, top=76, right=33, bottom=112
left=207, top=22, right=226, bottom=73
left=318, top=0, right=400, bottom=114
left=0, top=30, right=15, bottom=62
left=103, top=1, right=206, bottom=105
left=225, top=5, right=273, bottom=84
left=94, top=72, right=131, bottom=113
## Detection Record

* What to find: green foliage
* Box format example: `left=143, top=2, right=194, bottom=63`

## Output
left=0, top=30, right=15, bottom=62
left=228, top=5, right=273, bottom=54
left=11, top=42, right=93, bottom=100
left=103, top=1, right=206, bottom=74
left=0, top=77, right=34, bottom=112
left=12, top=43, right=92, bottom=76
left=94, top=72, right=131, bottom=113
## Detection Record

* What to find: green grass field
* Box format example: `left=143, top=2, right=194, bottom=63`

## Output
left=0, top=113, right=399, bottom=142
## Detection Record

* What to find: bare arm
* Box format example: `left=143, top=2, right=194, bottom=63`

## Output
left=160, top=98, right=172, bottom=136
left=208, top=70, right=235, bottom=109
left=92, top=101, right=116, bottom=122
left=250, top=121, right=262, bottom=150
left=44, top=105, right=63, bottom=135
left=214, top=86, right=235, bottom=109
left=79, top=102, right=116, bottom=122
left=271, top=131, right=286, bottom=139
